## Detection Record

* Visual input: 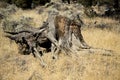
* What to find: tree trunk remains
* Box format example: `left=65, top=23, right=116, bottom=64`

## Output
left=5, top=14, right=90, bottom=66
left=45, top=13, right=90, bottom=59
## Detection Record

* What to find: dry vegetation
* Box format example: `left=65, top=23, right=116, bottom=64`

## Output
left=0, top=7, right=120, bottom=80
left=82, top=17, right=120, bottom=53
left=9, top=9, right=48, bottom=27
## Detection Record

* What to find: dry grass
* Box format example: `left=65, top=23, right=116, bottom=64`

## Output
left=82, top=28, right=120, bottom=53
left=83, top=17, right=118, bottom=25
left=83, top=17, right=120, bottom=32
left=0, top=9, right=120, bottom=80
left=9, top=9, right=48, bottom=27
left=0, top=29, right=18, bottom=57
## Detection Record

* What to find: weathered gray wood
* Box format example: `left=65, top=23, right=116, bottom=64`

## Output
left=5, top=13, right=91, bottom=66
left=44, top=14, right=90, bottom=59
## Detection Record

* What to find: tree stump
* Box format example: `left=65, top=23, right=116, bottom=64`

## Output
left=4, top=13, right=90, bottom=65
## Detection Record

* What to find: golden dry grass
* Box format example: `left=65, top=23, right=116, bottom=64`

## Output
left=10, top=9, right=48, bottom=28
left=82, top=28, right=120, bottom=53
left=0, top=9, right=120, bottom=80
left=82, top=17, right=120, bottom=32
left=83, top=17, right=118, bottom=25
left=0, top=29, right=18, bottom=57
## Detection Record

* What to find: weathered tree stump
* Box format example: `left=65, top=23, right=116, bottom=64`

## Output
left=4, top=13, right=90, bottom=66
left=45, top=13, right=91, bottom=59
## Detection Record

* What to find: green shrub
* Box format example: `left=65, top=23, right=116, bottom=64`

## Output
left=78, top=0, right=93, bottom=7
left=78, top=0, right=119, bottom=8
left=1, top=0, right=51, bottom=9
left=1, top=0, right=119, bottom=10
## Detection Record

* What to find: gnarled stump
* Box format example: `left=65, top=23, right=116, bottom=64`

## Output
left=4, top=13, right=90, bottom=65
left=44, top=13, right=90, bottom=59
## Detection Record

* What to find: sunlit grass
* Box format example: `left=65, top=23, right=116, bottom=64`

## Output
left=10, top=9, right=48, bottom=28
left=82, top=28, right=120, bottom=53
left=0, top=29, right=18, bottom=57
